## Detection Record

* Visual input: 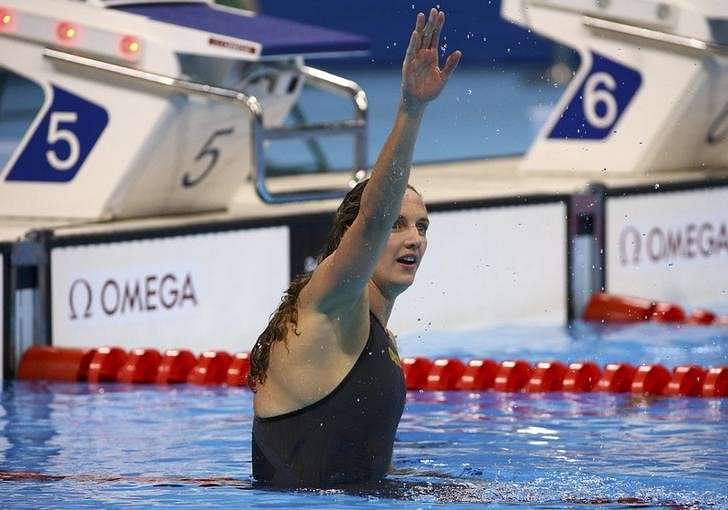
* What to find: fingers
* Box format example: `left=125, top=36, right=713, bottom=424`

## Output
left=405, top=28, right=421, bottom=60
left=420, top=8, right=438, bottom=50
left=441, top=50, right=462, bottom=79
left=410, top=8, right=457, bottom=74
left=430, top=11, right=444, bottom=51
left=406, top=11, right=427, bottom=60
left=415, top=11, right=425, bottom=33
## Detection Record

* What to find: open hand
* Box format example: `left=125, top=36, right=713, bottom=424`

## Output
left=401, top=8, right=462, bottom=111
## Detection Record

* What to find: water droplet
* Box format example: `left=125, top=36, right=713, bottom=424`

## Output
left=466, top=89, right=472, bottom=95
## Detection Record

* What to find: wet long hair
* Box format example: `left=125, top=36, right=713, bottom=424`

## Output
left=247, top=179, right=420, bottom=389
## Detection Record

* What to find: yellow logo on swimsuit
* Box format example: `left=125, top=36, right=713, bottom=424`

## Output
left=388, top=346, right=401, bottom=367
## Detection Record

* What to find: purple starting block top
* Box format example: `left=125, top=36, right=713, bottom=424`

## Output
left=112, top=2, right=369, bottom=57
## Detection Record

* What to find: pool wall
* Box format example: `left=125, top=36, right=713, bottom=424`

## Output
left=392, top=195, right=569, bottom=334
left=43, top=194, right=568, bottom=356
left=3, top=178, right=728, bottom=378
left=51, top=225, right=290, bottom=355
left=604, top=180, right=728, bottom=306
left=2, top=179, right=728, bottom=378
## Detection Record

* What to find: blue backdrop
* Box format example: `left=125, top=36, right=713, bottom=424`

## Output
left=259, top=0, right=555, bottom=66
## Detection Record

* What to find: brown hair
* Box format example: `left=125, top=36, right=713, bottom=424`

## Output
left=247, top=180, right=420, bottom=389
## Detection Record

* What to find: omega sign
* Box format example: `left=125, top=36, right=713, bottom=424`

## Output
left=619, top=221, right=728, bottom=266
left=69, top=272, right=197, bottom=320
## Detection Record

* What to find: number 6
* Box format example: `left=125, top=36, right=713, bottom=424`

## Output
left=583, top=72, right=618, bottom=130
left=46, top=111, right=80, bottom=171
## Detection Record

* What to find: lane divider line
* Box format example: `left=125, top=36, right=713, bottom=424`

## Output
left=583, top=293, right=728, bottom=326
left=456, top=359, right=499, bottom=391
left=87, top=347, right=127, bottom=383
left=16, top=346, right=95, bottom=382
left=156, top=349, right=197, bottom=384
left=117, top=348, right=162, bottom=384
left=16, top=347, right=728, bottom=398
left=187, top=351, right=233, bottom=385
left=562, top=361, right=601, bottom=392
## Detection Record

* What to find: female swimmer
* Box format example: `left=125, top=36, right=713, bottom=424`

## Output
left=249, top=8, right=461, bottom=487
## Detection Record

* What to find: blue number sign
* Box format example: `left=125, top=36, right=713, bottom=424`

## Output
left=5, top=85, right=108, bottom=183
left=548, top=52, right=641, bottom=140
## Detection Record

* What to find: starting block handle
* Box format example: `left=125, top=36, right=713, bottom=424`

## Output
left=583, top=16, right=728, bottom=57
left=253, top=65, right=368, bottom=204
left=42, top=49, right=368, bottom=205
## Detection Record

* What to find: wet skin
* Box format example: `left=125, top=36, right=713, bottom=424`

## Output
left=369, top=189, right=429, bottom=301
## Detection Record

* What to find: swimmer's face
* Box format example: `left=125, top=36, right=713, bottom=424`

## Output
left=371, top=189, right=429, bottom=296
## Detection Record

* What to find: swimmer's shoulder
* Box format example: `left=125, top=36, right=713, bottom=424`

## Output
left=267, top=296, right=370, bottom=367
left=254, top=296, right=371, bottom=417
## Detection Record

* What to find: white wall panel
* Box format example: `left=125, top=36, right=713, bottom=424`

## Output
left=51, top=227, right=289, bottom=353
left=390, top=202, right=568, bottom=336
left=606, top=187, right=728, bottom=307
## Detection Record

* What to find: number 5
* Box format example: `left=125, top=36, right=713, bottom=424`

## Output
left=46, top=111, right=80, bottom=171
left=182, top=127, right=234, bottom=187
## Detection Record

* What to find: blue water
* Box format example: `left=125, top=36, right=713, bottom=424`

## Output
left=1, top=322, right=726, bottom=509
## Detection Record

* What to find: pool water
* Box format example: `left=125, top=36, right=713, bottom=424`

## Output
left=1, top=322, right=726, bottom=509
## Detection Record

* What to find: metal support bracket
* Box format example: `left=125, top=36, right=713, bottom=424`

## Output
left=7, top=229, right=52, bottom=378
left=583, top=16, right=728, bottom=56
left=568, top=183, right=606, bottom=321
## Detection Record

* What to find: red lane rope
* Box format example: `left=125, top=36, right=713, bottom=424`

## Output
left=17, top=346, right=728, bottom=398
left=583, top=293, right=728, bottom=326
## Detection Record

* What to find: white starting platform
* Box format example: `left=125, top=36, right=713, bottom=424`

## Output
left=0, top=0, right=727, bottom=376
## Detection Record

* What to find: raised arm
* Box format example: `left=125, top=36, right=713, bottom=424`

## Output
left=301, top=8, right=461, bottom=314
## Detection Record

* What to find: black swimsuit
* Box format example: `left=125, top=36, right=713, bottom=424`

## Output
left=252, top=312, right=406, bottom=487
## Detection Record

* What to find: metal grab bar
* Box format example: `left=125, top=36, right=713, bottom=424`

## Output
left=279, top=65, right=367, bottom=181
left=43, top=49, right=368, bottom=204
left=707, top=102, right=728, bottom=145
left=582, top=16, right=728, bottom=57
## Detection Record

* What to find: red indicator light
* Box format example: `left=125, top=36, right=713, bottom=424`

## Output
left=56, top=21, right=78, bottom=43
left=119, top=34, right=141, bottom=59
left=0, top=7, right=15, bottom=31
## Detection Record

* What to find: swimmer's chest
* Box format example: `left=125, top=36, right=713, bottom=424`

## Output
left=256, top=307, right=387, bottom=415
